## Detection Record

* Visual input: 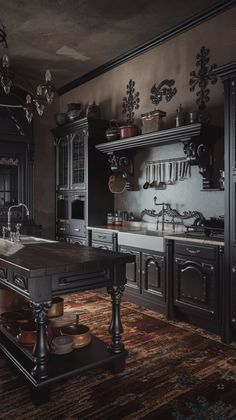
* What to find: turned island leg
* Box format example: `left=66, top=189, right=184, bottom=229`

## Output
left=32, top=301, right=51, bottom=380
left=107, top=264, right=126, bottom=354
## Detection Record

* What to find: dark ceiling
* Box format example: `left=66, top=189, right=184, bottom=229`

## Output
left=0, top=0, right=232, bottom=90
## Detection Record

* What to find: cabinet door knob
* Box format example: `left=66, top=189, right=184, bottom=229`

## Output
left=232, top=268, right=236, bottom=273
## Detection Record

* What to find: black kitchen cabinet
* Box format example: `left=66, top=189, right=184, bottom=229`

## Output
left=52, top=118, right=113, bottom=244
left=171, top=240, right=221, bottom=334
left=91, top=229, right=117, bottom=252
left=119, top=244, right=166, bottom=313
left=119, top=245, right=141, bottom=293
left=216, top=62, right=236, bottom=342
left=142, top=251, right=165, bottom=305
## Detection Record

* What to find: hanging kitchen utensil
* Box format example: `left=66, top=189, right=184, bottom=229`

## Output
left=108, top=173, right=126, bottom=193
left=143, top=164, right=150, bottom=189
left=179, top=161, right=185, bottom=180
left=157, top=162, right=166, bottom=189
left=172, top=161, right=176, bottom=184
left=184, top=161, right=189, bottom=178
left=166, top=162, right=173, bottom=185
left=150, top=164, right=156, bottom=188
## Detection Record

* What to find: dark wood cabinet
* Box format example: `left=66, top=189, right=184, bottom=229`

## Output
left=171, top=240, right=221, bottom=333
left=119, top=245, right=141, bottom=292
left=142, top=251, right=165, bottom=303
left=91, top=229, right=117, bottom=252
left=216, top=62, right=236, bottom=342
left=52, top=118, right=113, bottom=244
left=119, top=244, right=166, bottom=313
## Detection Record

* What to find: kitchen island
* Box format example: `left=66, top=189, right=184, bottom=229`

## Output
left=0, top=240, right=134, bottom=404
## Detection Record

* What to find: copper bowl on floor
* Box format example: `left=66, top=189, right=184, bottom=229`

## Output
left=48, top=297, right=64, bottom=318
left=60, top=314, right=91, bottom=349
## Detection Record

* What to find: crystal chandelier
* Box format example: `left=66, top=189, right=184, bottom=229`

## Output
left=0, top=23, right=55, bottom=123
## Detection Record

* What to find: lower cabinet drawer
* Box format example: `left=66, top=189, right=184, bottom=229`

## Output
left=92, top=231, right=114, bottom=244
left=92, top=241, right=113, bottom=251
left=175, top=242, right=216, bottom=261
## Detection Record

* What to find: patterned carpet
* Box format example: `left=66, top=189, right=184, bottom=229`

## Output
left=1, top=290, right=236, bottom=419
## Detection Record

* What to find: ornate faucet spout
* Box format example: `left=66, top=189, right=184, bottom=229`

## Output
left=7, top=203, right=30, bottom=231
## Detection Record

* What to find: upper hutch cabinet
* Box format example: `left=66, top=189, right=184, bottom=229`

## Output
left=56, top=135, right=69, bottom=190
left=215, top=62, right=236, bottom=343
left=52, top=117, right=113, bottom=244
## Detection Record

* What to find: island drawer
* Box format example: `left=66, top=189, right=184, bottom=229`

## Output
left=52, top=270, right=110, bottom=293
left=175, top=242, right=216, bottom=261
left=92, top=231, right=114, bottom=244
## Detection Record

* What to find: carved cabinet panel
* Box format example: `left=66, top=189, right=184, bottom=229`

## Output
left=174, top=257, right=217, bottom=318
left=141, top=252, right=165, bottom=300
left=119, top=245, right=140, bottom=291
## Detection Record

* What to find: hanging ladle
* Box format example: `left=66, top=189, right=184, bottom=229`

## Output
left=143, top=164, right=150, bottom=189
left=150, top=164, right=156, bottom=188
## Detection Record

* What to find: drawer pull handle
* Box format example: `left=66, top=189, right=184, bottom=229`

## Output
left=186, top=248, right=200, bottom=254
left=74, top=228, right=80, bottom=232
left=59, top=227, right=66, bottom=231
left=97, top=235, right=106, bottom=240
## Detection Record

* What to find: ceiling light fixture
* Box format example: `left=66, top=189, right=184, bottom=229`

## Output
left=0, top=23, right=55, bottom=123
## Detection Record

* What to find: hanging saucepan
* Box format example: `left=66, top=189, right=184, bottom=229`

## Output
left=108, top=172, right=126, bottom=193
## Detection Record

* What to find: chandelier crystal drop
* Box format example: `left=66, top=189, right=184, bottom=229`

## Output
left=0, top=23, right=55, bottom=122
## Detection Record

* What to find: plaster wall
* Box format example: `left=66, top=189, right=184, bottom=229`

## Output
left=59, top=8, right=236, bottom=220
left=34, top=99, right=58, bottom=239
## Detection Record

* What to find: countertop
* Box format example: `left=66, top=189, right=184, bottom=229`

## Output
left=165, top=234, right=224, bottom=246
left=0, top=241, right=134, bottom=277
left=88, top=225, right=224, bottom=246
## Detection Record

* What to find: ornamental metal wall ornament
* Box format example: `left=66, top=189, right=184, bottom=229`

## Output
left=122, top=79, right=140, bottom=124
left=150, top=79, right=177, bottom=106
left=189, top=46, right=217, bottom=112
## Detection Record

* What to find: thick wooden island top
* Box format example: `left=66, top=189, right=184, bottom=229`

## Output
left=0, top=241, right=134, bottom=277
left=0, top=241, right=134, bottom=404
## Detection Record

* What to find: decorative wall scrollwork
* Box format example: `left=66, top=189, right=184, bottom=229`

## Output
left=150, top=79, right=177, bottom=106
left=189, top=46, right=217, bottom=113
left=122, top=79, right=140, bottom=124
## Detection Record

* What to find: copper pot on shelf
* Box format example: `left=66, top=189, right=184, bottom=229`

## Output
left=120, top=124, right=139, bottom=139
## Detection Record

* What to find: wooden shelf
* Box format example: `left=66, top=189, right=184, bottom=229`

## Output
left=96, top=123, right=202, bottom=154
left=0, top=330, right=127, bottom=388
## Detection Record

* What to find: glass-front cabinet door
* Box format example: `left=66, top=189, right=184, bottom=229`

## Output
left=56, top=136, right=69, bottom=190
left=70, top=131, right=86, bottom=190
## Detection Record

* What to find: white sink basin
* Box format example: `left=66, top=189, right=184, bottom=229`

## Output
left=118, top=230, right=166, bottom=252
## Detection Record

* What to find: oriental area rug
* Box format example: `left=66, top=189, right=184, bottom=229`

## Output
left=1, top=290, right=236, bottom=419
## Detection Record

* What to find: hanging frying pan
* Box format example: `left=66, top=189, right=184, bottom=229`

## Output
left=108, top=173, right=126, bottom=193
